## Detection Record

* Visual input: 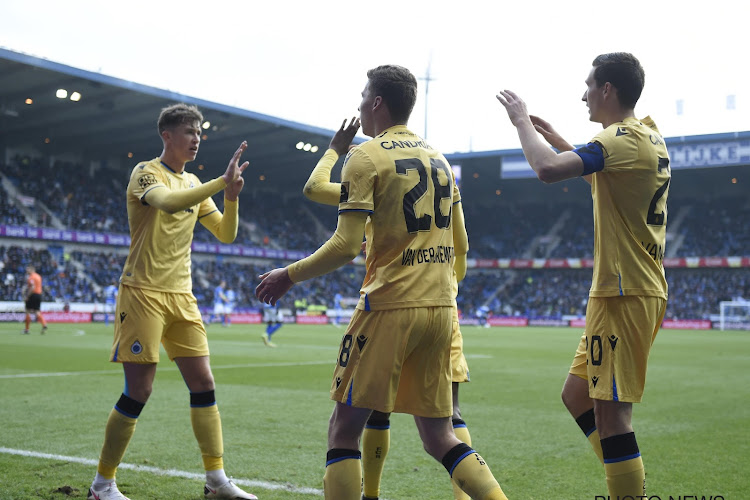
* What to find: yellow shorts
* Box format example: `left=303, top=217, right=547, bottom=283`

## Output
left=330, top=306, right=453, bottom=418
left=569, top=295, right=667, bottom=403
left=450, top=306, right=470, bottom=383
left=111, top=284, right=209, bottom=363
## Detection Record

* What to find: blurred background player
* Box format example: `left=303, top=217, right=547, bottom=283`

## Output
left=475, top=304, right=490, bottom=328
left=333, top=291, right=344, bottom=327
left=87, top=103, right=256, bottom=500
left=22, top=265, right=47, bottom=334
left=302, top=117, right=477, bottom=500
left=103, top=280, right=119, bottom=327
left=258, top=65, right=508, bottom=500
left=262, top=301, right=282, bottom=347
left=208, top=280, right=228, bottom=326
left=497, top=52, right=669, bottom=499
left=224, top=287, right=236, bottom=327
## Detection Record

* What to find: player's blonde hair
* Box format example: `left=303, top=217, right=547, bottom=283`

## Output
left=157, top=103, right=203, bottom=134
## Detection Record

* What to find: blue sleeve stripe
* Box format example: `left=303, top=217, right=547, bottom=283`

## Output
left=198, top=210, right=218, bottom=220
left=573, top=142, right=605, bottom=176
left=453, top=199, right=462, bottom=205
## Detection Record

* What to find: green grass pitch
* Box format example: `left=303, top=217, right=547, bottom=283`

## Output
left=0, top=321, right=747, bottom=499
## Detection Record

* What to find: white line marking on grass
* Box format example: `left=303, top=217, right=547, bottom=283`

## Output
left=0, top=360, right=333, bottom=379
left=0, top=447, right=324, bottom=496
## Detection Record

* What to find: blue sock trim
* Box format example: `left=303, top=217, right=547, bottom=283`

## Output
left=604, top=452, right=641, bottom=464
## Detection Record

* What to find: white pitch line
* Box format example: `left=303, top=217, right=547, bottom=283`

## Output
left=0, top=447, right=323, bottom=496
left=0, top=360, right=333, bottom=379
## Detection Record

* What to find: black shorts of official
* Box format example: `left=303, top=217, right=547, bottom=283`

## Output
left=25, top=293, right=42, bottom=311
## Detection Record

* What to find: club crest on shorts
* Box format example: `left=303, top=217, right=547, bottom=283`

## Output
left=131, top=340, right=143, bottom=355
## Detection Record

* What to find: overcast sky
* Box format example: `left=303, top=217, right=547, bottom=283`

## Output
left=2, top=0, right=748, bottom=153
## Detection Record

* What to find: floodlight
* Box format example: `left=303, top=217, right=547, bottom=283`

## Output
left=56, top=89, right=68, bottom=99
left=70, top=92, right=81, bottom=102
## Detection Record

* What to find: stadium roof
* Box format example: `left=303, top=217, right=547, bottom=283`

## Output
left=0, top=47, right=354, bottom=186
left=2, top=47, right=748, bottom=200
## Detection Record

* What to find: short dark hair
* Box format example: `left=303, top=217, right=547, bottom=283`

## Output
left=157, top=103, right=203, bottom=134
left=592, top=52, right=645, bottom=109
left=366, top=65, right=418, bottom=123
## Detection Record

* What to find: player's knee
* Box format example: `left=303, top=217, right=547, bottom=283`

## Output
left=366, top=411, right=390, bottom=427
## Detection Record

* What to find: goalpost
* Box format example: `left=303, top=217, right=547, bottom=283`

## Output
left=719, top=301, right=750, bottom=331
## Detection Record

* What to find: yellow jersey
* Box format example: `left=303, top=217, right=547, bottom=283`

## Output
left=574, top=116, right=670, bottom=299
left=339, top=125, right=462, bottom=310
left=120, top=158, right=218, bottom=293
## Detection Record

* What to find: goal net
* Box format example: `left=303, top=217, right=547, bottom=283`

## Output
left=719, top=300, right=750, bottom=331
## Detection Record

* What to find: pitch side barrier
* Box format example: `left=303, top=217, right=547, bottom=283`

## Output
left=2, top=304, right=742, bottom=330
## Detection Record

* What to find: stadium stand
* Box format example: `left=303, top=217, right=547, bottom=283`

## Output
left=0, top=48, right=747, bottom=328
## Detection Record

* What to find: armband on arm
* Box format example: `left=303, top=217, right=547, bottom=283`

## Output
left=143, top=177, right=226, bottom=214
left=573, top=142, right=605, bottom=176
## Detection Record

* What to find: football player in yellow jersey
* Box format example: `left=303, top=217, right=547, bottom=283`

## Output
left=303, top=117, right=475, bottom=500
left=497, top=52, right=669, bottom=498
left=88, top=103, right=257, bottom=500
left=257, top=65, right=509, bottom=500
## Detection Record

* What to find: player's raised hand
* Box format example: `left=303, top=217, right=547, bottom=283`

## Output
left=530, top=115, right=575, bottom=152
left=255, top=268, right=294, bottom=305
left=222, top=141, right=249, bottom=187
left=496, top=90, right=532, bottom=128
left=329, top=117, right=360, bottom=157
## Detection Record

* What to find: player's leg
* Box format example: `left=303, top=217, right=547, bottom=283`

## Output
left=23, top=305, right=31, bottom=333
left=451, top=383, right=473, bottom=500
left=414, top=415, right=508, bottom=500
left=168, top=293, right=257, bottom=500
left=324, top=402, right=372, bottom=500
left=450, top=310, right=473, bottom=500
left=35, top=305, right=47, bottom=331
left=585, top=296, right=665, bottom=498
left=91, top=285, right=163, bottom=499
left=361, top=410, right=391, bottom=500
left=564, top=328, right=605, bottom=463
left=90, top=362, right=155, bottom=500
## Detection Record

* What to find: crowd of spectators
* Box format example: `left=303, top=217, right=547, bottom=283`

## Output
left=3, top=154, right=749, bottom=260
left=3, top=244, right=747, bottom=322
left=0, top=245, right=97, bottom=303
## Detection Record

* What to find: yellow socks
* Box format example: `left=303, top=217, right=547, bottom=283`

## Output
left=97, top=394, right=144, bottom=478
left=443, top=443, right=508, bottom=500
left=323, top=449, right=362, bottom=500
left=575, top=409, right=604, bottom=463
left=452, top=419, right=473, bottom=500
left=601, top=432, right=646, bottom=497
left=362, top=417, right=390, bottom=499
left=190, top=391, right=224, bottom=471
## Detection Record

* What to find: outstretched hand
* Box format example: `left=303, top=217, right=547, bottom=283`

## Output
left=496, top=90, right=531, bottom=128
left=223, top=141, right=249, bottom=200
left=329, top=117, right=360, bottom=157
left=255, top=268, right=294, bottom=306
left=530, top=115, right=575, bottom=152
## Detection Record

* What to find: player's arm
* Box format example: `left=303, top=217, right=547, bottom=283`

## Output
left=199, top=198, right=239, bottom=243
left=255, top=211, right=367, bottom=305
left=530, top=115, right=593, bottom=185
left=452, top=201, right=469, bottom=283
left=303, top=118, right=360, bottom=206
left=497, top=90, right=585, bottom=183
left=303, top=150, right=342, bottom=206
left=143, top=141, right=248, bottom=214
